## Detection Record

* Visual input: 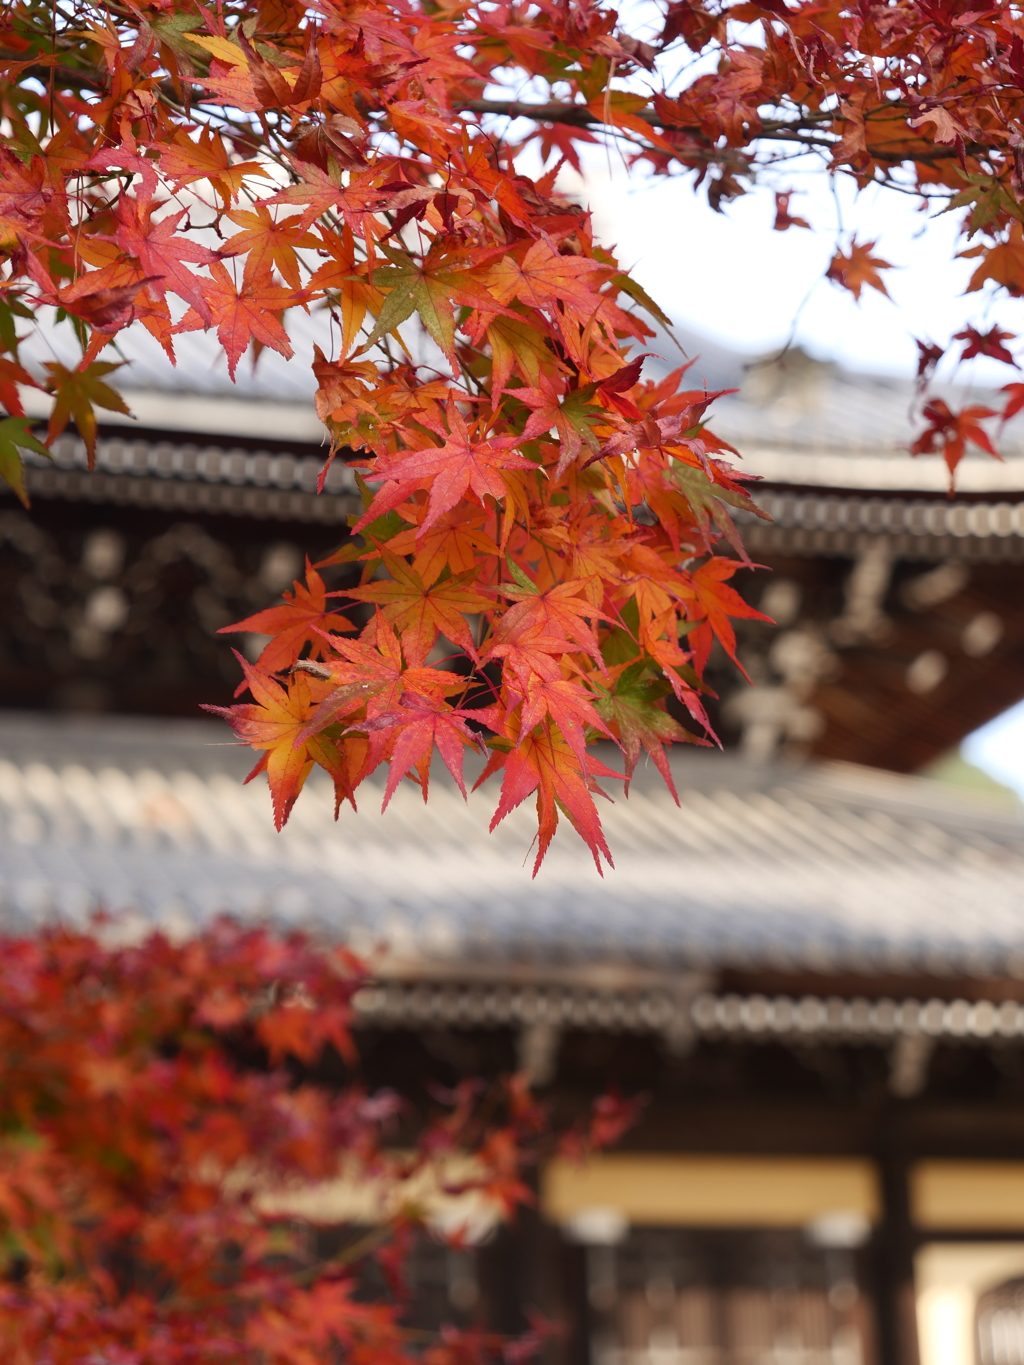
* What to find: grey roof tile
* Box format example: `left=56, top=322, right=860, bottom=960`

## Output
left=0, top=711, right=1022, bottom=977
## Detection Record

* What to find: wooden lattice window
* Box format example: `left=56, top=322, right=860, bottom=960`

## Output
left=977, top=1278, right=1024, bottom=1365
left=586, top=1228, right=876, bottom=1365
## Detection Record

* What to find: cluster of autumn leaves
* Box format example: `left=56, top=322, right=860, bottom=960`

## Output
left=4, top=0, right=1024, bottom=1356
left=2, top=0, right=1024, bottom=872
left=0, top=922, right=638, bottom=1363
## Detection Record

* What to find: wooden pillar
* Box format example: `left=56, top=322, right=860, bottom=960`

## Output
left=873, top=1147, right=921, bottom=1365
left=476, top=1199, right=561, bottom=1338
left=559, top=1239, right=591, bottom=1365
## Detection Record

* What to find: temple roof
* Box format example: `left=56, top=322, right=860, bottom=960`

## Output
left=2, top=711, right=1022, bottom=983
left=15, top=315, right=1024, bottom=498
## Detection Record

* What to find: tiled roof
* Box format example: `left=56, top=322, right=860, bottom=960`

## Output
left=1, top=712, right=1022, bottom=980
left=17, top=314, right=1024, bottom=496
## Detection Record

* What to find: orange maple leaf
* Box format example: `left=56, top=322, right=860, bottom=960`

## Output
left=378, top=503, right=499, bottom=584
left=962, top=224, right=1024, bottom=296
left=826, top=238, right=892, bottom=300
left=477, top=718, right=620, bottom=876
left=205, top=655, right=350, bottom=828
left=683, top=558, right=772, bottom=679
left=218, top=563, right=353, bottom=677
left=219, top=205, right=319, bottom=290
left=342, top=551, right=492, bottom=666
left=157, top=127, right=271, bottom=207
left=487, top=237, right=611, bottom=314
left=42, top=359, right=132, bottom=467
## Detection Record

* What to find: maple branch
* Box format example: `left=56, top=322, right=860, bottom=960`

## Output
left=457, top=98, right=834, bottom=144
left=290, top=660, right=335, bottom=680
left=456, top=98, right=972, bottom=163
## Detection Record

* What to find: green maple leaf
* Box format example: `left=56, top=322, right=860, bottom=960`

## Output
left=559, top=384, right=605, bottom=451
left=0, top=416, right=51, bottom=508
left=594, top=661, right=706, bottom=799
left=363, top=248, right=504, bottom=364
left=672, top=459, right=768, bottom=559
left=42, top=361, right=131, bottom=468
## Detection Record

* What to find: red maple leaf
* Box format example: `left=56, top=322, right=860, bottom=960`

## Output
left=477, top=719, right=621, bottom=876
left=109, top=195, right=218, bottom=323
left=912, top=397, right=1001, bottom=479
left=363, top=692, right=482, bottom=808
left=773, top=191, right=810, bottom=231
left=354, top=406, right=534, bottom=537
left=298, top=614, right=466, bottom=741
left=954, top=324, right=1018, bottom=367
left=218, top=563, right=353, bottom=677
left=490, top=572, right=610, bottom=673
left=517, top=672, right=613, bottom=770
left=175, top=261, right=296, bottom=380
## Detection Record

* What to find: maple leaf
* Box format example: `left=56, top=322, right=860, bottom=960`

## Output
left=110, top=196, right=218, bottom=324
left=491, top=568, right=610, bottom=673
left=773, top=191, right=810, bottom=231
left=362, top=245, right=505, bottom=364
left=297, top=614, right=466, bottom=743
left=911, top=398, right=1001, bottom=479
left=915, top=338, right=945, bottom=389
left=596, top=353, right=648, bottom=421
left=158, top=127, right=271, bottom=207
left=343, top=551, right=492, bottom=666
left=219, top=206, right=319, bottom=291
left=909, top=105, right=968, bottom=146
left=1003, top=382, right=1024, bottom=424
left=353, top=405, right=535, bottom=537
left=0, top=414, right=50, bottom=507
left=594, top=662, right=706, bottom=800
left=485, top=311, right=562, bottom=405
left=205, top=654, right=348, bottom=828
left=478, top=719, right=620, bottom=876
left=954, top=324, right=1018, bottom=367
left=380, top=503, right=499, bottom=585
left=363, top=692, right=482, bottom=808
left=683, top=558, right=772, bottom=679
left=962, top=225, right=1024, bottom=297
left=175, top=261, right=296, bottom=380
left=506, top=373, right=606, bottom=475
left=517, top=673, right=613, bottom=770
left=0, top=350, right=37, bottom=418
left=534, top=120, right=599, bottom=174
left=218, top=563, right=354, bottom=676
left=670, top=456, right=767, bottom=559
left=487, top=237, right=611, bottom=314
left=42, top=360, right=132, bottom=468
left=825, top=238, right=892, bottom=300
left=54, top=267, right=166, bottom=334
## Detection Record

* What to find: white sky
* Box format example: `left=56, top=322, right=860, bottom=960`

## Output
left=582, top=160, right=1024, bottom=787
left=963, top=706, right=1024, bottom=799
left=579, top=157, right=1023, bottom=385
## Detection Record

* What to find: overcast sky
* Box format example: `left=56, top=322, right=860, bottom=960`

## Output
left=579, top=157, right=1022, bottom=385
left=581, top=160, right=1024, bottom=786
